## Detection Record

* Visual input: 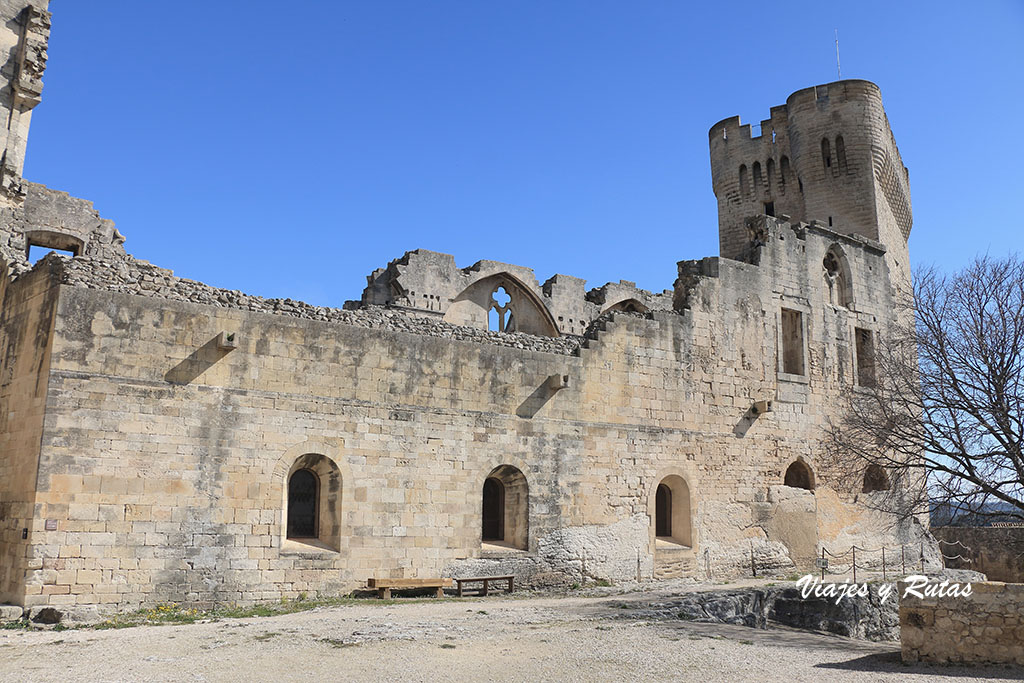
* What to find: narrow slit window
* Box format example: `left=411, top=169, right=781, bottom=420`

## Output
left=835, top=135, right=847, bottom=173
left=764, top=201, right=775, bottom=217
left=821, top=138, right=832, bottom=169
left=739, top=164, right=749, bottom=196
left=781, top=308, right=805, bottom=376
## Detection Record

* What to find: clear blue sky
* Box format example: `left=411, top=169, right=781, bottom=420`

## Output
left=23, top=1, right=1024, bottom=307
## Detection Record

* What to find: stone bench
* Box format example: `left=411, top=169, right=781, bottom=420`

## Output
left=454, top=575, right=514, bottom=597
left=367, top=577, right=453, bottom=599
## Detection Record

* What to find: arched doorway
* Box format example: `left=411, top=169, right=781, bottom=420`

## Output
left=482, top=477, right=505, bottom=541
left=655, top=484, right=672, bottom=537
left=480, top=465, right=528, bottom=549
left=287, top=469, right=318, bottom=538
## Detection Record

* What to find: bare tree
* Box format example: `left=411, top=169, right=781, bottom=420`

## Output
left=827, top=255, right=1024, bottom=524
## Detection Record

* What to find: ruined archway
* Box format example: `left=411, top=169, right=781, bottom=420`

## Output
left=602, top=298, right=650, bottom=315
left=445, top=273, right=559, bottom=337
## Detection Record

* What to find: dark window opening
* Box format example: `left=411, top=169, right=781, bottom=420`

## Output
left=764, top=201, right=775, bottom=217
left=828, top=216, right=833, bottom=227
left=28, top=245, right=75, bottom=264
left=835, top=135, right=848, bottom=173
left=482, top=477, right=505, bottom=541
left=781, top=308, right=805, bottom=376
left=821, top=138, right=832, bottom=169
left=863, top=464, right=890, bottom=493
left=779, top=156, right=791, bottom=194
left=655, top=483, right=672, bottom=537
left=856, top=328, right=876, bottom=387
left=784, top=461, right=814, bottom=490
left=752, top=161, right=763, bottom=193
left=739, top=164, right=749, bottom=196
left=287, top=469, right=318, bottom=538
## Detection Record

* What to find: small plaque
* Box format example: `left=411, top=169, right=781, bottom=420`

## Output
left=44, top=519, right=57, bottom=531
left=815, top=557, right=828, bottom=569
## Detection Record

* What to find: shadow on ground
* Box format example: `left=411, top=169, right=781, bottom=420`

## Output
left=817, top=652, right=1024, bottom=679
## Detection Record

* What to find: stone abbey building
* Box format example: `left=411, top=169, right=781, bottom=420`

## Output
left=0, top=2, right=930, bottom=612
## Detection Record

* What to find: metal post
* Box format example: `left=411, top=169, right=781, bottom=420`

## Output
left=852, top=546, right=857, bottom=583
left=902, top=545, right=906, bottom=576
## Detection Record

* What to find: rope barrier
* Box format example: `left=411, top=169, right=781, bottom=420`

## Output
left=939, top=553, right=972, bottom=563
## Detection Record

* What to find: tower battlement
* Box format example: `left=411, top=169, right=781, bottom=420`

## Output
left=709, top=79, right=912, bottom=286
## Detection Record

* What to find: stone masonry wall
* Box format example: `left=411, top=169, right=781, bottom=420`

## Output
left=8, top=210, right=932, bottom=611
left=900, top=581, right=1024, bottom=666
left=0, top=258, right=59, bottom=603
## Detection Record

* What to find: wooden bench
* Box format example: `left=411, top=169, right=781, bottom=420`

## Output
left=454, top=575, right=514, bottom=597
left=367, top=577, right=453, bottom=599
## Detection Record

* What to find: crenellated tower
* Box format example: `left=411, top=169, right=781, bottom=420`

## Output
left=709, top=80, right=912, bottom=289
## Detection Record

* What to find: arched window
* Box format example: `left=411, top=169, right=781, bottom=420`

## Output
left=287, top=469, right=318, bottom=539
left=482, top=477, right=505, bottom=541
left=779, top=156, right=791, bottom=194
left=863, top=465, right=890, bottom=493
left=766, top=158, right=776, bottom=195
left=752, top=161, right=763, bottom=194
left=835, top=135, right=847, bottom=173
left=489, top=286, right=514, bottom=332
left=444, top=273, right=559, bottom=337
left=784, top=460, right=815, bottom=491
left=481, top=465, right=528, bottom=550
left=739, top=164, right=749, bottom=197
left=823, top=247, right=851, bottom=307
left=652, top=475, right=692, bottom=547
left=821, top=138, right=832, bottom=169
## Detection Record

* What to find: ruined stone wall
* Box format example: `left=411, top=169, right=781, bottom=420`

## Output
left=933, top=526, right=1024, bottom=583
left=0, top=258, right=59, bottom=604
left=0, top=1, right=49, bottom=204
left=900, top=581, right=1024, bottom=666
left=6, top=210, right=930, bottom=611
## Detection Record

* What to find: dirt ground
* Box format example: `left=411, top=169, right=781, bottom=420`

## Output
left=0, top=587, right=1018, bottom=682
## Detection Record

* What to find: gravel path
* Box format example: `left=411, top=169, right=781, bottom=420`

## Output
left=0, top=591, right=1017, bottom=682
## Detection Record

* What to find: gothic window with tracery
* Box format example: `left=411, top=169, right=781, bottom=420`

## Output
left=488, top=286, right=515, bottom=332
left=823, top=250, right=850, bottom=308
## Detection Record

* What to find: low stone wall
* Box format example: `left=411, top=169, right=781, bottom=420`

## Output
left=900, top=581, right=1024, bottom=665
left=933, top=526, right=1024, bottom=583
